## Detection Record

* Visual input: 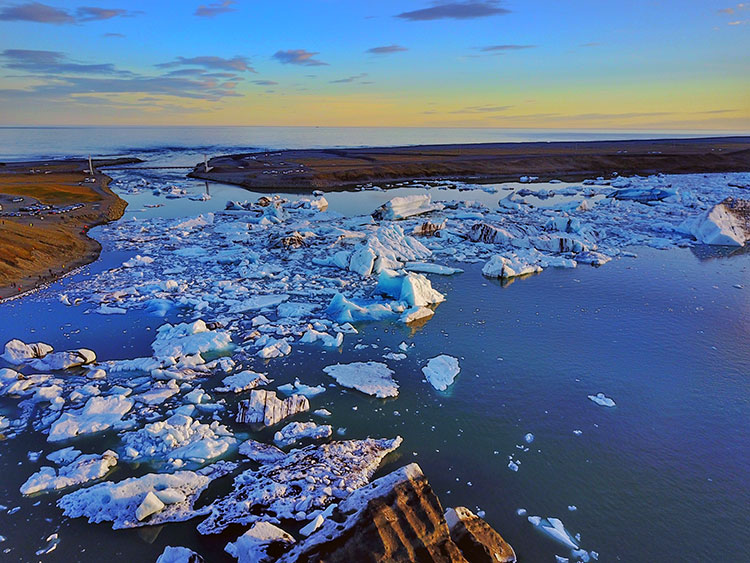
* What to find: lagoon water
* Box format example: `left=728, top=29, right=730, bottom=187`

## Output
left=0, top=128, right=748, bottom=562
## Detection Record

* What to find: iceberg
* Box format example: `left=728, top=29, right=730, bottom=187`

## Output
left=371, top=194, right=444, bottom=221
left=323, top=362, right=399, bottom=398
left=422, top=355, right=460, bottom=391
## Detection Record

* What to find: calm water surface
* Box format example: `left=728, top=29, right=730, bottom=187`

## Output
left=0, top=132, right=748, bottom=562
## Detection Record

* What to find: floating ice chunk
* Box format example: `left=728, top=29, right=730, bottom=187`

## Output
left=48, top=395, right=134, bottom=442
left=313, top=408, right=332, bottom=417
left=134, top=380, right=180, bottom=405
left=47, top=447, right=82, bottom=465
left=228, top=294, right=290, bottom=314
left=225, top=521, right=295, bottom=563
left=482, top=254, right=542, bottom=279
left=400, top=306, right=434, bottom=324
left=136, top=491, right=165, bottom=521
left=383, top=352, right=407, bottom=361
left=28, top=348, right=96, bottom=371
left=588, top=393, right=616, bottom=407
left=152, top=320, right=232, bottom=363
left=197, top=437, right=402, bottom=534
left=349, top=246, right=377, bottom=277
left=277, top=302, right=320, bottom=319
left=575, top=251, right=611, bottom=266
left=682, top=197, right=750, bottom=246
left=122, top=254, right=154, bottom=268
left=376, top=270, right=445, bottom=307
left=236, top=390, right=309, bottom=426
left=238, top=439, right=287, bottom=464
left=372, top=194, right=444, bottom=221
left=216, top=370, right=271, bottom=393
left=422, top=355, right=460, bottom=391
left=2, top=339, right=54, bottom=364
left=300, top=514, right=325, bottom=537
left=257, top=338, right=292, bottom=359
left=326, top=293, right=396, bottom=324
left=524, top=433, right=535, bottom=444
left=95, top=304, right=127, bottom=315
left=527, top=516, right=579, bottom=550
left=323, top=362, right=399, bottom=398
left=404, top=262, right=464, bottom=275
left=273, top=421, right=333, bottom=447
left=58, top=463, right=234, bottom=530
left=277, top=378, right=326, bottom=397
left=121, top=414, right=236, bottom=464
left=20, top=450, right=118, bottom=495
left=300, top=328, right=343, bottom=348
left=156, top=546, right=205, bottom=563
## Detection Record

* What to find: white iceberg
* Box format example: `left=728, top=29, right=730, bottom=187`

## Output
left=323, top=362, right=399, bottom=398
left=422, top=355, right=460, bottom=391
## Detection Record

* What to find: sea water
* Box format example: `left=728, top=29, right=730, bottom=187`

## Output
left=0, top=130, right=748, bottom=562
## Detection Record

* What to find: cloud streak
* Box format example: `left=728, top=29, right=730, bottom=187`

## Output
left=0, top=49, right=131, bottom=75
left=480, top=44, right=535, bottom=52
left=366, top=44, right=408, bottom=54
left=194, top=0, right=236, bottom=18
left=272, top=49, right=328, bottom=66
left=396, top=1, right=509, bottom=21
left=157, top=55, right=255, bottom=72
left=0, top=49, right=245, bottom=102
left=0, top=2, right=137, bottom=24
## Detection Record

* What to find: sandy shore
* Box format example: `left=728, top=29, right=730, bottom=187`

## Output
left=189, top=136, right=750, bottom=190
left=0, top=158, right=139, bottom=300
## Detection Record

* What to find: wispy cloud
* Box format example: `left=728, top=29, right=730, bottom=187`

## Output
left=103, top=32, right=125, bottom=38
left=480, top=44, right=535, bottom=52
left=252, top=79, right=278, bottom=85
left=0, top=2, right=137, bottom=24
left=272, top=49, right=328, bottom=66
left=0, top=49, right=245, bottom=102
left=157, top=55, right=255, bottom=72
left=396, top=1, right=509, bottom=21
left=330, top=73, right=368, bottom=84
left=194, top=0, right=236, bottom=18
left=76, top=6, right=129, bottom=21
left=0, top=49, right=131, bottom=75
left=728, top=19, right=747, bottom=24
left=718, top=3, right=748, bottom=15
left=449, top=104, right=513, bottom=113
left=581, top=42, right=601, bottom=47
left=366, top=44, right=408, bottom=54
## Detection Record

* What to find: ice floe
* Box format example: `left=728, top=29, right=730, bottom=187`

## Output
left=197, top=437, right=402, bottom=534
left=20, top=450, right=118, bottom=495
left=273, top=421, right=333, bottom=447
left=58, top=462, right=235, bottom=529
left=121, top=414, right=236, bottom=465
left=323, top=362, right=399, bottom=398
left=225, top=521, right=295, bottom=563
left=48, top=395, right=134, bottom=442
left=422, top=355, right=461, bottom=391
left=588, top=393, right=616, bottom=407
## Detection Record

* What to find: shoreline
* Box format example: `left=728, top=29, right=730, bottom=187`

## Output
left=0, top=158, right=138, bottom=301
left=189, top=135, right=750, bottom=190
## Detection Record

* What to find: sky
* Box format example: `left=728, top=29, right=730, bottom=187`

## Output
left=0, top=0, right=748, bottom=129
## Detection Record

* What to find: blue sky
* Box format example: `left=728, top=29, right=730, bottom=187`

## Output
left=0, top=1, right=747, bottom=128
